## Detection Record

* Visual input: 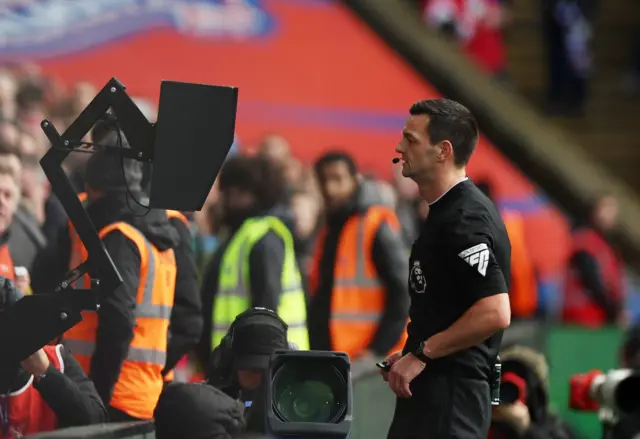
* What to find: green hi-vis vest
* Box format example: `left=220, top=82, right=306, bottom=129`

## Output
left=211, top=216, right=309, bottom=351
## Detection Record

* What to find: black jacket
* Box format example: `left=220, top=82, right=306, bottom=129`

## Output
left=154, top=382, right=245, bottom=439
left=31, top=192, right=180, bottom=407
left=7, top=345, right=107, bottom=430
left=198, top=217, right=287, bottom=365
left=164, top=216, right=203, bottom=375
left=7, top=205, right=47, bottom=272
left=308, top=185, right=410, bottom=356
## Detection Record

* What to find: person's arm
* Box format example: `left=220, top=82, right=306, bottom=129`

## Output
left=248, top=231, right=283, bottom=311
left=164, top=217, right=203, bottom=375
left=367, top=221, right=410, bottom=356
left=90, top=231, right=139, bottom=406
left=421, top=214, right=511, bottom=359
left=34, top=345, right=108, bottom=427
left=571, top=251, right=620, bottom=321
left=197, top=249, right=222, bottom=367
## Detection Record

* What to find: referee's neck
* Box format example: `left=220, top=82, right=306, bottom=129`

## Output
left=419, top=170, right=468, bottom=205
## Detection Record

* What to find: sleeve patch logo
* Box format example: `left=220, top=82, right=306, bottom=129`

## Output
left=458, top=243, right=489, bottom=277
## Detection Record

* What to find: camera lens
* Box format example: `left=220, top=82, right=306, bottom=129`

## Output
left=500, top=382, right=520, bottom=404
left=272, top=361, right=347, bottom=423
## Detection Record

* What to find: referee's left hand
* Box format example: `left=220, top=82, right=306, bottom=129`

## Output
left=387, top=353, right=426, bottom=398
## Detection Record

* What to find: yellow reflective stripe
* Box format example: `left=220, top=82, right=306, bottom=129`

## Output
left=136, top=238, right=171, bottom=319
left=63, top=339, right=167, bottom=366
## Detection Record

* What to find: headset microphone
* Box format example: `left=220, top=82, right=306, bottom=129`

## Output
left=392, top=158, right=400, bottom=164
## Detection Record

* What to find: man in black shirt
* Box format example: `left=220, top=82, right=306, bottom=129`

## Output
left=383, top=98, right=512, bottom=439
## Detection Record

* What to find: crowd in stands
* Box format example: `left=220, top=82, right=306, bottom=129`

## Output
left=0, top=64, right=633, bottom=436
left=415, top=0, right=640, bottom=116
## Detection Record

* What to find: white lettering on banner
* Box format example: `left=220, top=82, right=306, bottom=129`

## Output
left=458, top=243, right=489, bottom=277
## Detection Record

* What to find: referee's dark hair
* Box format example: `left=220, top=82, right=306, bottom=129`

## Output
left=218, top=154, right=286, bottom=211
left=409, top=98, right=479, bottom=167
left=313, top=151, right=358, bottom=179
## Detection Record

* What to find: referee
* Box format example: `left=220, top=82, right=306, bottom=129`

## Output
left=382, top=98, right=512, bottom=439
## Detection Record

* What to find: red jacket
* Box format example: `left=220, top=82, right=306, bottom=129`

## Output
left=0, top=345, right=62, bottom=438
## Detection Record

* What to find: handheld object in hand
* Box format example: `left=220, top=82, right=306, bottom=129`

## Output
left=376, top=362, right=391, bottom=372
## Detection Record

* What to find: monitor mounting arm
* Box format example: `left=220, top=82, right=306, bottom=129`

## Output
left=39, top=77, right=154, bottom=299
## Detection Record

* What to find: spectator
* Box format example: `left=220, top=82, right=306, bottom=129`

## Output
left=422, top=0, right=511, bottom=81
left=542, top=0, right=594, bottom=116
left=0, top=277, right=108, bottom=436
left=0, top=71, right=18, bottom=121
left=308, top=151, right=409, bottom=362
left=562, top=194, right=626, bottom=327
left=0, top=154, right=22, bottom=285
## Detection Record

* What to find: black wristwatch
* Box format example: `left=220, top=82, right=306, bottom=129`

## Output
left=412, top=341, right=430, bottom=363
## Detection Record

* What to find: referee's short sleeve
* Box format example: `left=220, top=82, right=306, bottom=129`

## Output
left=447, top=212, right=508, bottom=301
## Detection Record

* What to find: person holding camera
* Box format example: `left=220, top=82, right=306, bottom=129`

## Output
left=0, top=277, right=107, bottom=437
left=491, top=346, right=577, bottom=439
left=154, top=308, right=289, bottom=439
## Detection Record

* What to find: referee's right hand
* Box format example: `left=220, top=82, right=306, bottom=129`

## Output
left=380, top=351, right=403, bottom=382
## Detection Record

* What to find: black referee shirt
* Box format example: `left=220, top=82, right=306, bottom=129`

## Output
left=406, top=178, right=511, bottom=382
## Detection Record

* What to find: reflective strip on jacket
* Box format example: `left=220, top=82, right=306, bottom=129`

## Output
left=63, top=221, right=176, bottom=420
left=211, top=216, right=309, bottom=350
left=562, top=227, right=624, bottom=327
left=309, top=205, right=408, bottom=360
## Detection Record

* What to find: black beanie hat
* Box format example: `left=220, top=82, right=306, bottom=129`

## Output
left=84, top=128, right=143, bottom=193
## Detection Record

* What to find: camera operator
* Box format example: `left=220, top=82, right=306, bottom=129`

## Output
left=491, top=346, right=577, bottom=439
left=0, top=276, right=107, bottom=437
left=207, top=307, right=292, bottom=434
left=154, top=308, right=288, bottom=439
left=611, top=324, right=640, bottom=439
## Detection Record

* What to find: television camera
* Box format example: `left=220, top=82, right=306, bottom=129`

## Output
left=570, top=369, right=640, bottom=426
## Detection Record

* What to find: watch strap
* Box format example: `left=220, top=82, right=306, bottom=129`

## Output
left=413, top=342, right=430, bottom=363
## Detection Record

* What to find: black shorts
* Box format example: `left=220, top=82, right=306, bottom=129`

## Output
left=387, top=372, right=491, bottom=439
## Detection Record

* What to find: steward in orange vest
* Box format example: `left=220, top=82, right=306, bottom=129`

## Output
left=0, top=277, right=107, bottom=437
left=310, top=153, right=410, bottom=361
left=563, top=227, right=625, bottom=327
left=61, top=130, right=181, bottom=421
left=475, top=181, right=538, bottom=319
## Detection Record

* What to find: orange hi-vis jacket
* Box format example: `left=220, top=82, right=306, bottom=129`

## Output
left=562, top=227, right=624, bottom=328
left=0, top=242, right=14, bottom=281
left=502, top=210, right=537, bottom=319
left=0, top=345, right=63, bottom=438
left=68, top=194, right=188, bottom=384
left=63, top=221, right=176, bottom=420
left=309, top=205, right=408, bottom=360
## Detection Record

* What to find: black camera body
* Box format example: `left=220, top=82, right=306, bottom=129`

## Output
left=265, top=350, right=352, bottom=439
